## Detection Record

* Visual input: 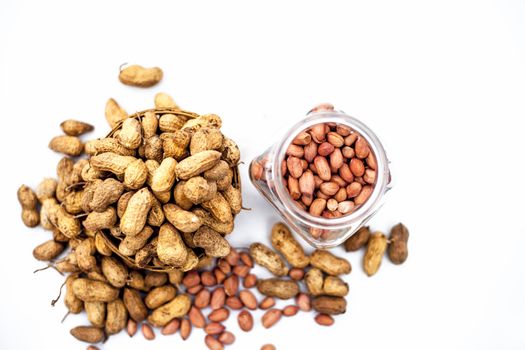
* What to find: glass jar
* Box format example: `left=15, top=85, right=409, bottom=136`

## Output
left=249, top=105, right=392, bottom=248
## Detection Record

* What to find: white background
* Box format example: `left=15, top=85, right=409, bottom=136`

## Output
left=1, top=0, right=525, bottom=349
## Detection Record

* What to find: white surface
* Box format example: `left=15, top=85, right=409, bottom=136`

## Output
left=1, top=0, right=525, bottom=349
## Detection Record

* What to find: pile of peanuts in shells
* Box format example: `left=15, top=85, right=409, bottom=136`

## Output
left=16, top=65, right=409, bottom=350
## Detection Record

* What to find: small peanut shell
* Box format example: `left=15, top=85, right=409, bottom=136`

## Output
left=85, top=301, right=106, bottom=328
left=157, top=223, right=187, bottom=267
left=176, top=150, right=222, bottom=180
left=120, top=188, right=153, bottom=236
left=105, top=98, right=128, bottom=128
left=323, top=276, right=349, bottom=297
left=310, top=249, right=351, bottom=276
left=363, top=232, right=388, bottom=276
left=249, top=243, right=289, bottom=276
left=311, top=296, right=347, bottom=315
left=85, top=138, right=135, bottom=156
left=201, top=192, right=233, bottom=224
left=388, top=223, right=409, bottom=264
left=148, top=294, right=191, bottom=327
left=124, top=158, right=148, bottom=190
left=203, top=160, right=229, bottom=181
left=106, top=299, right=128, bottom=335
left=151, top=157, right=178, bottom=192
left=163, top=203, right=202, bottom=233
left=190, top=128, right=224, bottom=155
left=183, top=176, right=217, bottom=204
left=270, top=222, right=309, bottom=268
left=343, top=226, right=371, bottom=252
left=154, top=92, right=179, bottom=109
left=60, top=119, right=94, bottom=136
left=70, top=326, right=105, bottom=343
left=221, top=137, right=241, bottom=166
left=101, top=256, right=128, bottom=288
left=123, top=288, right=148, bottom=322
left=221, top=184, right=242, bottom=214
left=33, top=240, right=64, bottom=261
left=304, top=268, right=324, bottom=296
left=49, top=135, right=83, bottom=156
left=193, top=226, right=231, bottom=258
left=72, top=278, right=119, bottom=302
left=119, top=225, right=154, bottom=256
left=119, top=64, right=163, bottom=87
left=256, top=278, right=299, bottom=299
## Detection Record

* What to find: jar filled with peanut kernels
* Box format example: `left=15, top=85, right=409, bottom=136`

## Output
left=249, top=104, right=392, bottom=248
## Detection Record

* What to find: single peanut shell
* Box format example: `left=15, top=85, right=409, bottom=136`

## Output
left=364, top=232, right=388, bottom=276
left=310, top=249, right=351, bottom=276
left=388, top=223, right=409, bottom=264
left=157, top=223, right=187, bottom=266
left=311, top=296, right=347, bottom=315
left=270, top=222, right=309, bottom=268
left=148, top=294, right=191, bottom=327
left=249, top=243, right=289, bottom=276
left=119, top=64, right=163, bottom=87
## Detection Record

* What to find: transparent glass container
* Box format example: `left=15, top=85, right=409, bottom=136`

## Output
left=249, top=106, right=392, bottom=248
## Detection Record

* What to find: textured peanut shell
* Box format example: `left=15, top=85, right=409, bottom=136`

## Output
left=305, top=268, right=324, bottom=296
left=117, top=191, right=134, bottom=218
left=192, top=208, right=234, bottom=235
left=81, top=163, right=105, bottom=182
left=364, top=232, right=388, bottom=276
left=161, top=130, right=190, bottom=160
left=49, top=135, right=83, bottom=156
left=159, top=113, right=187, bottom=132
left=203, top=160, right=229, bottom=181
left=388, top=223, right=409, bottom=264
left=127, top=271, right=149, bottom=292
left=201, top=192, right=232, bottom=224
left=85, top=138, right=135, bottom=156
left=85, top=301, right=106, bottom=327
left=106, top=299, right=128, bottom=335
left=90, top=152, right=136, bottom=176
left=249, top=243, right=289, bottom=276
left=270, top=222, right=309, bottom=268
left=310, top=249, right=351, bottom=276
left=63, top=190, right=84, bottom=214
left=117, top=118, right=142, bottom=149
left=256, top=278, right=299, bottom=299
left=148, top=294, right=191, bottom=327
left=221, top=137, right=240, bottom=166
left=119, top=65, right=163, bottom=87
left=72, top=278, right=119, bottom=302
left=142, top=111, right=158, bottom=138
left=65, top=274, right=83, bottom=314
left=344, top=226, right=371, bottom=252
left=190, top=127, right=223, bottom=155
left=124, top=158, right=148, bottom=189
left=144, top=135, right=163, bottom=162
left=119, top=225, right=153, bottom=256
left=54, top=206, right=82, bottom=238
left=311, top=296, right=347, bottom=315
left=90, top=178, right=124, bottom=212
left=221, top=184, right=242, bottom=214
left=36, top=178, right=57, bottom=202
left=70, top=326, right=105, bottom=343
left=151, top=157, right=177, bottom=192
left=216, top=168, right=233, bottom=191
left=95, top=232, right=112, bottom=256
left=193, top=226, right=231, bottom=257
left=147, top=197, right=165, bottom=226
left=163, top=203, right=202, bottom=233
left=135, top=241, right=157, bottom=268
left=22, top=209, right=39, bottom=227
left=123, top=288, right=148, bottom=322
left=176, top=150, right=221, bottom=180
left=180, top=248, right=199, bottom=272
left=145, top=285, right=177, bottom=309
left=173, top=181, right=193, bottom=210
left=17, top=185, right=38, bottom=209
left=101, top=256, right=128, bottom=288
left=76, top=237, right=97, bottom=272
left=183, top=176, right=216, bottom=204
left=60, top=119, right=93, bottom=136
left=83, top=207, right=117, bottom=231
left=182, top=114, right=222, bottom=133
left=157, top=223, right=187, bottom=266
left=323, top=276, right=349, bottom=297
left=105, top=98, right=128, bottom=128
left=154, top=92, right=179, bottom=109
left=120, top=188, right=153, bottom=236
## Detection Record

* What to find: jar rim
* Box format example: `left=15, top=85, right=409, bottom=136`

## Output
left=272, top=110, right=391, bottom=230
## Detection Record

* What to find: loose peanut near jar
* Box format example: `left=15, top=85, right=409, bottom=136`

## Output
left=250, top=105, right=392, bottom=248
